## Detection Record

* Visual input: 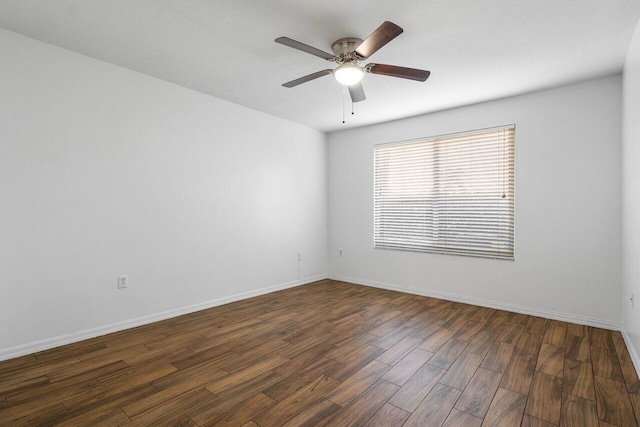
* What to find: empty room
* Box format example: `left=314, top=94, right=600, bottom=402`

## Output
left=2, top=1, right=640, bottom=426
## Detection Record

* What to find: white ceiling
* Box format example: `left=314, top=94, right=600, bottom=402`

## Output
left=1, top=1, right=639, bottom=133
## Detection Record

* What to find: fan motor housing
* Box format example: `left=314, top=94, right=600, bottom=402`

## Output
left=331, top=37, right=363, bottom=58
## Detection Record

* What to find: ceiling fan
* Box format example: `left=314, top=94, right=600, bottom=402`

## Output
left=275, top=21, right=430, bottom=103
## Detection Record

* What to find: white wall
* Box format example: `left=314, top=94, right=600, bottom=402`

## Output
left=329, top=75, right=622, bottom=327
left=623, top=19, right=640, bottom=367
left=0, top=30, right=328, bottom=359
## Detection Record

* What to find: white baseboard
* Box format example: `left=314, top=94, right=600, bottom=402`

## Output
left=0, top=274, right=328, bottom=362
left=330, top=275, right=622, bottom=331
left=3, top=274, right=628, bottom=366
left=621, top=327, right=640, bottom=378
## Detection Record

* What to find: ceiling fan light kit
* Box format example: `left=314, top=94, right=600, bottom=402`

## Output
left=275, top=21, right=431, bottom=104
left=333, top=63, right=364, bottom=86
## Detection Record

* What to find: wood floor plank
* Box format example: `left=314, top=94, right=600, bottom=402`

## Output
left=57, top=383, right=158, bottom=426
left=0, top=374, right=50, bottom=399
left=122, top=367, right=226, bottom=418
left=388, top=363, right=445, bottom=412
left=254, top=375, right=339, bottom=427
left=521, top=414, right=556, bottom=427
left=3, top=361, right=129, bottom=406
left=550, top=319, right=568, bottom=329
left=281, top=399, right=342, bottom=427
left=453, top=320, right=484, bottom=342
left=276, top=332, right=335, bottom=360
left=561, top=393, right=599, bottom=427
left=0, top=354, right=38, bottom=377
left=484, top=311, right=510, bottom=334
left=124, top=387, right=215, bottom=426
left=3, top=374, right=99, bottom=412
left=565, top=334, right=591, bottom=362
left=325, top=333, right=378, bottom=362
left=271, top=341, right=335, bottom=378
left=169, top=342, right=240, bottom=371
left=34, top=342, right=108, bottom=363
left=150, top=360, right=227, bottom=392
left=566, top=323, right=589, bottom=338
left=481, top=388, right=527, bottom=427
left=536, top=343, right=564, bottom=377
left=507, top=312, right=529, bottom=324
left=0, top=356, right=80, bottom=387
left=594, top=375, right=637, bottom=427
left=444, top=409, right=483, bottom=427
left=264, top=358, right=337, bottom=402
left=543, top=325, right=567, bottom=347
left=563, top=359, right=595, bottom=401
left=327, top=360, right=390, bottom=407
left=470, top=307, right=495, bottom=323
left=97, top=361, right=178, bottom=389
left=264, top=357, right=338, bottom=402
left=318, top=379, right=398, bottom=427
left=371, top=326, right=415, bottom=349
left=515, top=332, right=544, bottom=358
left=481, top=341, right=515, bottom=373
left=439, top=351, right=484, bottom=390
left=328, top=345, right=385, bottom=382
left=409, top=319, right=446, bottom=340
left=152, top=413, right=197, bottom=427
left=591, top=347, right=625, bottom=382
left=403, top=383, right=462, bottom=427
left=630, top=393, right=640, bottom=425
left=375, top=335, right=423, bottom=365
left=363, top=402, right=411, bottom=427
left=0, top=401, right=69, bottom=426
left=524, top=317, right=550, bottom=336
left=381, top=348, right=433, bottom=386
left=89, top=409, right=132, bottom=426
left=495, top=322, right=525, bottom=344
left=187, top=371, right=284, bottom=425
left=466, top=330, right=498, bottom=356
left=612, top=332, right=629, bottom=358
left=501, top=354, right=537, bottom=395
left=525, top=371, right=563, bottom=425
left=204, top=354, right=288, bottom=395
left=590, top=328, right=615, bottom=350
left=455, top=367, right=503, bottom=418
left=428, top=338, right=469, bottom=369
left=418, top=328, right=457, bottom=353
left=620, top=357, right=640, bottom=394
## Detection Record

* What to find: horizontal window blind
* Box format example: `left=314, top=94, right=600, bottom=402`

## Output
left=374, top=126, right=515, bottom=259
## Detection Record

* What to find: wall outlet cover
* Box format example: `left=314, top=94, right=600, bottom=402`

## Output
left=118, top=275, right=128, bottom=289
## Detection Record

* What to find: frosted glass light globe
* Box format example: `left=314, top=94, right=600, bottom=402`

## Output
left=333, top=63, right=364, bottom=86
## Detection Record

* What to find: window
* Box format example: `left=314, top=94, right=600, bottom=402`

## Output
left=374, top=125, right=515, bottom=259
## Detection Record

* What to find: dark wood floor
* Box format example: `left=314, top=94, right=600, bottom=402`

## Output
left=1, top=280, right=639, bottom=426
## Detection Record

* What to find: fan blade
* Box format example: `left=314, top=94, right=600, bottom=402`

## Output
left=367, top=64, right=430, bottom=81
left=282, top=69, right=333, bottom=88
left=355, top=21, right=403, bottom=59
left=348, top=82, right=366, bottom=103
left=275, top=37, right=336, bottom=61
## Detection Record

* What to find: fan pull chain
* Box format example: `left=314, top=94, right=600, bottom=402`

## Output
left=352, top=100, right=354, bottom=116
left=342, top=86, right=346, bottom=124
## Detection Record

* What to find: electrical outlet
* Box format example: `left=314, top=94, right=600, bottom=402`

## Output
left=339, top=249, right=343, bottom=257
left=117, top=275, right=128, bottom=289
left=297, top=252, right=302, bottom=262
